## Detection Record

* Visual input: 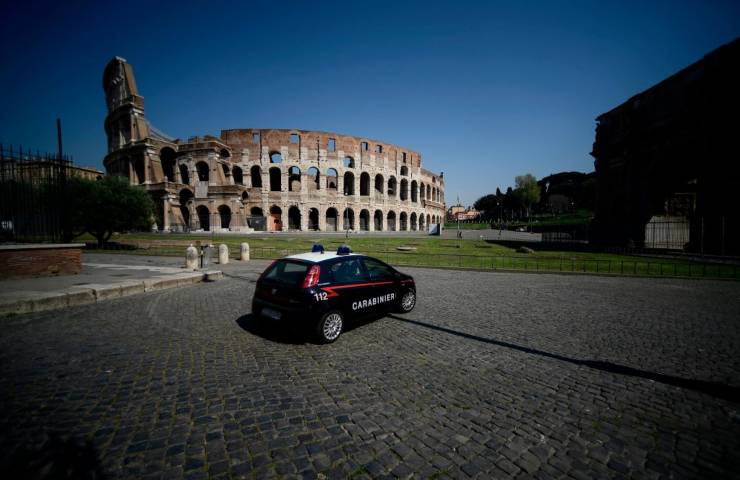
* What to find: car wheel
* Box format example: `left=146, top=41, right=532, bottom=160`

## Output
left=397, top=289, right=416, bottom=313
left=316, top=310, right=344, bottom=343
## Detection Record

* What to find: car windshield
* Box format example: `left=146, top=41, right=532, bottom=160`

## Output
left=261, top=260, right=310, bottom=287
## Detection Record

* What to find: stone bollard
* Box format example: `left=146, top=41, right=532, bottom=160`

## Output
left=185, top=244, right=198, bottom=270
left=240, top=242, right=250, bottom=261
left=218, top=244, right=229, bottom=264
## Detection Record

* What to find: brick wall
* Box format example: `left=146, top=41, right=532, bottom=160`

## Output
left=0, top=245, right=82, bottom=279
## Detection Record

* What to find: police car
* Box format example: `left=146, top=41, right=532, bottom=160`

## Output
left=252, top=245, right=416, bottom=343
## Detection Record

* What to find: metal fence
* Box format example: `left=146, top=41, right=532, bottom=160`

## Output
left=0, top=143, right=73, bottom=243
left=95, top=241, right=740, bottom=280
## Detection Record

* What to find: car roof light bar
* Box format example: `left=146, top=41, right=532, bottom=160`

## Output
left=337, top=245, right=352, bottom=255
left=311, top=243, right=325, bottom=253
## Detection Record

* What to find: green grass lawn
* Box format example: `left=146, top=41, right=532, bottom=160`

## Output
left=79, top=232, right=739, bottom=280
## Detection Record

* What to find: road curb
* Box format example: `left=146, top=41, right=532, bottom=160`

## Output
left=0, top=270, right=222, bottom=317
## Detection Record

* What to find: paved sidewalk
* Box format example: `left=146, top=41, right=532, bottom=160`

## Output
left=0, top=253, right=223, bottom=316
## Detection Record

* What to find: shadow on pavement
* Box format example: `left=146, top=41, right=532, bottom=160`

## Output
left=2, top=431, right=106, bottom=479
left=390, top=315, right=740, bottom=404
left=236, top=313, right=307, bottom=345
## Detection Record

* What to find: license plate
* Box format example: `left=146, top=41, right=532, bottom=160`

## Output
left=261, top=307, right=281, bottom=320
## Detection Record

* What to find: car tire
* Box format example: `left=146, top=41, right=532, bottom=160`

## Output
left=316, top=310, right=344, bottom=344
left=396, top=289, right=416, bottom=313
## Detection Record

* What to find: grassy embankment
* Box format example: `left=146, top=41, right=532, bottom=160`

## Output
left=78, top=232, right=739, bottom=280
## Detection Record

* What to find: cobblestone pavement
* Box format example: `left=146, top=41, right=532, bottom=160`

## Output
left=1, top=260, right=740, bottom=479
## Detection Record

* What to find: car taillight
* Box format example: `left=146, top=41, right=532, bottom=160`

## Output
left=258, top=260, right=278, bottom=281
left=302, top=265, right=321, bottom=289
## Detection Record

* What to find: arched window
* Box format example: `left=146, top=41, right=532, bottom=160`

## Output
left=400, top=165, right=408, bottom=176
left=343, top=172, right=355, bottom=195
left=179, top=189, right=193, bottom=230
left=326, top=168, right=338, bottom=190
left=343, top=208, right=355, bottom=230
left=179, top=164, right=190, bottom=185
left=359, top=209, right=370, bottom=231
left=288, top=166, right=301, bottom=192
left=374, top=174, right=384, bottom=195
left=374, top=210, right=383, bottom=231
left=411, top=181, right=418, bottom=202
left=221, top=163, right=230, bottom=180
left=360, top=172, right=370, bottom=196
left=326, top=208, right=338, bottom=231
left=400, top=212, right=408, bottom=231
left=400, top=179, right=409, bottom=201
left=250, top=206, right=263, bottom=216
left=160, top=147, right=176, bottom=182
left=269, top=205, right=282, bottom=231
left=134, top=158, right=145, bottom=184
left=307, top=167, right=320, bottom=190
left=269, top=167, right=281, bottom=191
left=419, top=213, right=425, bottom=232
left=387, top=176, right=397, bottom=197
left=250, top=166, right=262, bottom=188
left=288, top=206, right=301, bottom=230
left=270, top=152, right=283, bottom=163
left=196, top=205, right=210, bottom=231
left=427, top=184, right=431, bottom=200
left=196, top=161, right=209, bottom=182
left=218, top=205, right=231, bottom=229
left=387, top=211, right=396, bottom=231
left=233, top=166, right=243, bottom=185
left=343, top=156, right=354, bottom=168
left=220, top=148, right=231, bottom=159
left=410, top=212, right=417, bottom=231
left=308, top=208, right=319, bottom=230
left=241, top=191, right=249, bottom=201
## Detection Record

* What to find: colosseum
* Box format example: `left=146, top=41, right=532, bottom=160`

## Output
left=102, top=57, right=446, bottom=233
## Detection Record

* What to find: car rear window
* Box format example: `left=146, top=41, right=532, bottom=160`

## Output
left=261, top=260, right=310, bottom=287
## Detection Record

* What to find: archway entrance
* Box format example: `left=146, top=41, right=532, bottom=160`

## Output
left=288, top=206, right=301, bottom=230
left=196, top=205, right=210, bottom=231
left=269, top=206, right=282, bottom=231
left=359, top=209, right=370, bottom=231
left=326, top=208, right=338, bottom=231
left=374, top=210, right=383, bottom=231
left=179, top=189, right=193, bottom=230
left=218, top=205, right=232, bottom=230
left=308, top=208, right=319, bottom=230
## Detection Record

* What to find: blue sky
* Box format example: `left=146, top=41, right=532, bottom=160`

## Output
left=2, top=0, right=739, bottom=206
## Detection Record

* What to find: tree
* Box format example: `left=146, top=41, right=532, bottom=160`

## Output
left=514, top=173, right=540, bottom=218
left=67, top=176, right=154, bottom=246
left=473, top=194, right=498, bottom=219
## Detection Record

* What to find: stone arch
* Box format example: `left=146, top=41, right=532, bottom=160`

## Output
left=250, top=165, right=262, bottom=188
left=196, top=205, right=210, bottom=231
left=133, top=157, right=145, bottom=184
left=411, top=180, right=418, bottom=202
left=419, top=182, right=424, bottom=202
left=288, top=206, right=301, bottom=230
left=419, top=213, right=425, bottom=231
left=374, top=174, right=384, bottom=195
left=410, top=212, right=417, bottom=231
left=160, top=147, right=176, bottom=182
left=326, top=207, right=338, bottom=231
left=387, top=176, right=397, bottom=197
left=218, top=205, right=232, bottom=230
left=374, top=210, right=383, bottom=231
left=400, top=165, right=408, bottom=176
left=360, top=172, right=370, bottom=196
left=220, top=148, right=231, bottom=159
left=288, top=166, right=301, bottom=192
left=427, top=213, right=431, bottom=226
left=400, top=179, right=409, bottom=201
left=241, top=191, right=249, bottom=201
left=221, top=163, right=230, bottom=181
left=179, top=164, right=190, bottom=185
left=269, top=167, right=281, bottom=191
left=308, top=208, right=319, bottom=230
left=326, top=168, right=338, bottom=190
left=233, top=166, right=244, bottom=185
left=196, top=161, right=209, bottom=182
left=343, top=156, right=355, bottom=168
left=426, top=184, right=431, bottom=200
left=400, top=211, right=408, bottom=231
left=179, top=188, right=193, bottom=229
left=307, top=167, right=320, bottom=191
left=359, top=209, right=370, bottom=231
left=343, top=208, right=355, bottom=230
left=387, top=211, right=396, bottom=231
left=343, top=171, right=355, bottom=195
left=269, top=205, right=282, bottom=231
left=270, top=151, right=283, bottom=163
left=250, top=206, right=263, bottom=216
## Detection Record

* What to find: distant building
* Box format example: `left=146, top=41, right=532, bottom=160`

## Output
left=591, top=38, right=740, bottom=253
left=447, top=204, right=481, bottom=221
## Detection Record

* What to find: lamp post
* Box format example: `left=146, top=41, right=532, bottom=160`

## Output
left=344, top=192, right=350, bottom=239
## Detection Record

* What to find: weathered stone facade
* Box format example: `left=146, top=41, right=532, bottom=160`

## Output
left=591, top=38, right=740, bottom=254
left=102, top=57, right=445, bottom=233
